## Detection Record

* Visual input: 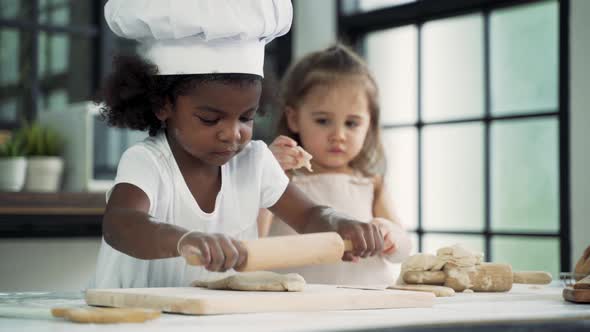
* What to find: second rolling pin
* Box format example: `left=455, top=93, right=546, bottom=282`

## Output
left=404, top=263, right=552, bottom=292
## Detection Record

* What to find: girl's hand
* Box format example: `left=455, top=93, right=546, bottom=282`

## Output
left=334, top=219, right=384, bottom=262
left=269, top=135, right=312, bottom=171
left=370, top=217, right=397, bottom=255
left=178, top=231, right=248, bottom=272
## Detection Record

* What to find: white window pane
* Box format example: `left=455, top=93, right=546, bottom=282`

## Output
left=491, top=118, right=559, bottom=232
left=38, top=32, right=69, bottom=77
left=382, top=128, right=418, bottom=230
left=359, top=0, right=415, bottom=12
left=409, top=232, right=419, bottom=255
left=0, top=0, right=34, bottom=19
left=423, top=124, right=484, bottom=231
left=47, top=89, right=68, bottom=111
left=37, top=32, right=93, bottom=111
left=366, top=25, right=417, bottom=125
left=492, top=236, right=559, bottom=278
left=0, top=29, right=20, bottom=84
left=0, top=98, right=18, bottom=122
left=422, top=14, right=484, bottom=122
left=490, top=1, right=558, bottom=115
left=422, top=234, right=485, bottom=256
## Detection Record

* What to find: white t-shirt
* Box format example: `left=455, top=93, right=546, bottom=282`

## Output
left=89, top=132, right=289, bottom=288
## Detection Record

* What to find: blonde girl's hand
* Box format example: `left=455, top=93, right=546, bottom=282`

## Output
left=370, top=218, right=397, bottom=255
left=269, top=135, right=312, bottom=171
left=177, top=231, right=248, bottom=272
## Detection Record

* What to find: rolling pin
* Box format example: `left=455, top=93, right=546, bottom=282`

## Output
left=183, top=232, right=354, bottom=271
left=404, top=263, right=552, bottom=292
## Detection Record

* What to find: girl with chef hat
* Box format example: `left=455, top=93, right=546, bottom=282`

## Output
left=90, top=0, right=384, bottom=288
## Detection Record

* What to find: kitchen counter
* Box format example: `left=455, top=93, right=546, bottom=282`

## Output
left=1, top=284, right=589, bottom=332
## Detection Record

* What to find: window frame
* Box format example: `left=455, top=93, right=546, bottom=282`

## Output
left=338, top=0, right=571, bottom=271
left=0, top=1, right=104, bottom=130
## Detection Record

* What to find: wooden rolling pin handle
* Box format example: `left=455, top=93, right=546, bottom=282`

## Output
left=512, top=271, right=552, bottom=284
left=574, top=274, right=590, bottom=289
left=343, top=239, right=353, bottom=252
left=181, top=245, right=204, bottom=266
left=403, top=271, right=447, bottom=285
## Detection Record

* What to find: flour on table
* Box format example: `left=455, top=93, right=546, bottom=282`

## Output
left=191, top=271, right=306, bottom=292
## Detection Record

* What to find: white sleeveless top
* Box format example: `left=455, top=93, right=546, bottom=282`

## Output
left=269, top=172, right=401, bottom=286
left=90, top=132, right=289, bottom=288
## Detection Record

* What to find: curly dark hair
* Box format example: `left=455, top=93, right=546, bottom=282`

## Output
left=97, top=54, right=263, bottom=136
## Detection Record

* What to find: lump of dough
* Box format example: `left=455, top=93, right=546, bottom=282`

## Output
left=401, top=253, right=443, bottom=272
left=295, top=146, right=313, bottom=172
left=437, top=244, right=483, bottom=268
left=191, top=271, right=306, bottom=292
left=397, top=244, right=483, bottom=286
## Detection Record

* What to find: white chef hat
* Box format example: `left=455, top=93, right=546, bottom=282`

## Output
left=104, top=0, right=292, bottom=77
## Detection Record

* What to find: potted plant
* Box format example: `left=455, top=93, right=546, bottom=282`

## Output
left=22, top=122, right=64, bottom=192
left=0, top=132, right=27, bottom=192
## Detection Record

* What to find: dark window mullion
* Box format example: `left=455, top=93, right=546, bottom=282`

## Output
left=423, top=230, right=561, bottom=237
left=483, top=10, right=492, bottom=262
left=382, top=111, right=561, bottom=129
left=0, top=19, right=98, bottom=37
left=417, top=22, right=424, bottom=251
left=28, top=1, right=40, bottom=123
left=558, top=0, right=570, bottom=273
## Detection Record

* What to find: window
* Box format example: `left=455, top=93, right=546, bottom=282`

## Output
left=0, top=1, right=97, bottom=128
left=340, top=0, right=568, bottom=276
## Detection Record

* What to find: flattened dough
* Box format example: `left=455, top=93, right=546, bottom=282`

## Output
left=389, top=284, right=455, bottom=297
left=191, top=271, right=306, bottom=292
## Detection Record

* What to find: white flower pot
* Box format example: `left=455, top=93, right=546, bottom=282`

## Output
left=0, top=157, right=27, bottom=192
left=24, top=156, right=64, bottom=192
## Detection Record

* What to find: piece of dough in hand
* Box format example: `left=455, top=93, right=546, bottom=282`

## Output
left=295, top=146, right=313, bottom=172
left=191, top=271, right=306, bottom=292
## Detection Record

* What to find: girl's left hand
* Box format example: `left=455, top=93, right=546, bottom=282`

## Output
left=334, top=219, right=384, bottom=262
left=370, top=218, right=397, bottom=255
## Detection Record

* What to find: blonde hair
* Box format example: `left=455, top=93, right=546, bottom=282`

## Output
left=276, top=44, right=385, bottom=176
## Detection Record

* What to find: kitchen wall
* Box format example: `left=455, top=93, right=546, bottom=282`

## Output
left=0, top=0, right=588, bottom=291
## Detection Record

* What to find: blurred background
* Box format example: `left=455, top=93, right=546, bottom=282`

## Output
left=0, top=0, right=588, bottom=291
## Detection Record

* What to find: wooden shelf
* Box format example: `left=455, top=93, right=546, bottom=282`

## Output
left=0, top=192, right=106, bottom=215
left=0, top=192, right=106, bottom=237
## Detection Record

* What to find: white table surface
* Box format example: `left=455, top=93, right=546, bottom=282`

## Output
left=1, top=283, right=589, bottom=332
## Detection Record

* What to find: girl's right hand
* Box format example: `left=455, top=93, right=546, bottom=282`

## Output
left=269, top=135, right=312, bottom=171
left=370, top=218, right=397, bottom=255
left=178, top=231, right=248, bottom=272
